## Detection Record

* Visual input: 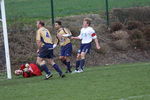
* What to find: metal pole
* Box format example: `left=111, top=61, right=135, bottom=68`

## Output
left=1, top=0, right=12, bottom=79
left=50, top=0, right=55, bottom=26
left=105, top=0, right=109, bottom=26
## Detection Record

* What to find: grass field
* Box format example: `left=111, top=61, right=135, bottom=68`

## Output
left=5, top=0, right=150, bottom=22
left=0, top=62, right=150, bottom=100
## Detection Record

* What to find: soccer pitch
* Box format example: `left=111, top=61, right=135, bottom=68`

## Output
left=0, top=62, right=150, bottom=100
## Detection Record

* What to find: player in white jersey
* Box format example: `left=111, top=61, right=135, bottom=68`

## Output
left=71, top=18, right=100, bottom=73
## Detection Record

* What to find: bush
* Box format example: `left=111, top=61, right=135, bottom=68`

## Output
left=131, top=39, right=148, bottom=49
left=112, top=30, right=129, bottom=40
left=113, top=39, right=130, bottom=50
left=110, top=22, right=124, bottom=32
left=129, top=29, right=144, bottom=40
left=143, top=26, right=150, bottom=41
left=94, top=43, right=111, bottom=54
left=126, top=21, right=143, bottom=30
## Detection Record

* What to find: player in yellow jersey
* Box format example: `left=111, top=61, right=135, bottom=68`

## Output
left=36, top=21, right=65, bottom=79
left=55, top=21, right=72, bottom=73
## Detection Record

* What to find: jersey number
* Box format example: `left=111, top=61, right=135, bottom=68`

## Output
left=46, top=32, right=50, bottom=38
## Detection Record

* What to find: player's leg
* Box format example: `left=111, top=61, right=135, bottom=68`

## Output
left=59, top=56, right=67, bottom=66
left=48, top=58, right=65, bottom=78
left=36, top=57, right=52, bottom=79
left=74, top=44, right=83, bottom=71
left=75, top=54, right=81, bottom=71
left=60, top=43, right=72, bottom=73
left=80, top=52, right=86, bottom=71
left=79, top=43, right=91, bottom=71
left=37, top=46, right=53, bottom=79
left=65, top=56, right=72, bottom=73
left=64, top=43, right=72, bottom=73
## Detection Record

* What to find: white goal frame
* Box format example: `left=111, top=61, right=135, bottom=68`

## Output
left=0, top=0, right=11, bottom=79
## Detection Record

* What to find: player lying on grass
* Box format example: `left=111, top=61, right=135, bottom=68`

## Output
left=15, top=63, right=42, bottom=78
left=55, top=21, right=72, bottom=73
left=71, top=18, right=100, bottom=73
left=36, top=21, right=65, bottom=80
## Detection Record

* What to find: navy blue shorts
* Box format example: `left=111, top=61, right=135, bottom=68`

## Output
left=60, top=43, right=72, bottom=57
left=78, top=43, right=91, bottom=54
left=38, top=44, right=54, bottom=59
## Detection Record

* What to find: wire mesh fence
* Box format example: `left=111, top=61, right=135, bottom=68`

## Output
left=5, top=0, right=150, bottom=23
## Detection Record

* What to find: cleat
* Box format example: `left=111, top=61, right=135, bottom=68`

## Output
left=44, top=74, right=53, bottom=80
left=65, top=70, right=69, bottom=73
left=72, top=70, right=80, bottom=74
left=78, top=69, right=83, bottom=73
left=60, top=74, right=65, bottom=78
left=65, top=70, right=72, bottom=73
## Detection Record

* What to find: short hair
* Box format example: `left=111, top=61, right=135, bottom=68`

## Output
left=38, top=21, right=45, bottom=26
left=84, top=18, right=92, bottom=26
left=55, top=21, right=62, bottom=26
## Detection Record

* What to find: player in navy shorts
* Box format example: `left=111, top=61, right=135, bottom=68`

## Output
left=55, top=21, right=72, bottom=73
left=71, top=18, right=101, bottom=73
left=36, top=21, right=65, bottom=79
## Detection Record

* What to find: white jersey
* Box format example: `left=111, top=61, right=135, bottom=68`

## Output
left=78, top=27, right=97, bottom=44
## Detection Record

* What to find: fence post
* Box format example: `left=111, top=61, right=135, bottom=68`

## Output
left=105, top=0, right=109, bottom=27
left=50, top=0, right=54, bottom=26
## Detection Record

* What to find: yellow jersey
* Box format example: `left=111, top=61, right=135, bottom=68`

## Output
left=36, top=27, right=53, bottom=46
left=57, top=28, right=71, bottom=46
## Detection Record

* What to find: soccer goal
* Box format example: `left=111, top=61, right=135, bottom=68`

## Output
left=0, top=0, right=11, bottom=79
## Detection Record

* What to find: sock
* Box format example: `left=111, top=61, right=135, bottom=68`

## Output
left=41, top=64, right=51, bottom=75
left=53, top=64, right=63, bottom=75
left=62, top=60, right=67, bottom=65
left=75, top=60, right=80, bottom=70
left=80, top=59, right=85, bottom=70
left=66, top=62, right=71, bottom=72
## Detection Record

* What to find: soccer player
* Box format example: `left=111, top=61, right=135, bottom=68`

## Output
left=36, top=21, right=65, bottom=80
left=55, top=21, right=72, bottom=73
left=71, top=18, right=100, bottom=73
left=15, top=63, right=42, bottom=78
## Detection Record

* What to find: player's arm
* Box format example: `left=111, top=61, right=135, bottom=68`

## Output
left=71, top=36, right=80, bottom=39
left=36, top=40, right=42, bottom=49
left=71, top=33, right=82, bottom=40
left=62, top=29, right=72, bottom=37
left=91, top=33, right=100, bottom=49
left=36, top=30, right=42, bottom=52
left=94, top=38, right=100, bottom=49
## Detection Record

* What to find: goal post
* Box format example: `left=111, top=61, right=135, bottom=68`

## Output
left=0, top=0, right=12, bottom=79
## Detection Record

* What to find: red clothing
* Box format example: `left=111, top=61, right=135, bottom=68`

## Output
left=20, top=63, right=42, bottom=78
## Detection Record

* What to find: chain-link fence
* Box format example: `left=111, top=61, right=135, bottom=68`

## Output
left=5, top=0, right=150, bottom=24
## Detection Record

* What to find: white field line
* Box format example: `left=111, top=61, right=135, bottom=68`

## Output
left=119, top=94, right=150, bottom=100
left=86, top=62, right=150, bottom=71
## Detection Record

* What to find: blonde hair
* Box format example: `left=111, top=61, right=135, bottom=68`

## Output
left=84, top=18, right=92, bottom=26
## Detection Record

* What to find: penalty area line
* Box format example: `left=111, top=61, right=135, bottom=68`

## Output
left=119, top=94, right=150, bottom=100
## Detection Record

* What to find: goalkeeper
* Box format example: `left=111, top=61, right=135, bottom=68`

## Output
left=14, top=63, right=42, bottom=78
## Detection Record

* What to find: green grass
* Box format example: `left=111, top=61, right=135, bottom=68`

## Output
left=0, top=62, right=150, bottom=100
left=5, top=0, right=150, bottom=22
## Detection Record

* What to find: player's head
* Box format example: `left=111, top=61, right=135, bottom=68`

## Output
left=37, top=21, right=45, bottom=28
left=14, top=69, right=23, bottom=76
left=83, top=18, right=92, bottom=27
left=25, top=63, right=30, bottom=68
left=55, top=21, right=62, bottom=30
